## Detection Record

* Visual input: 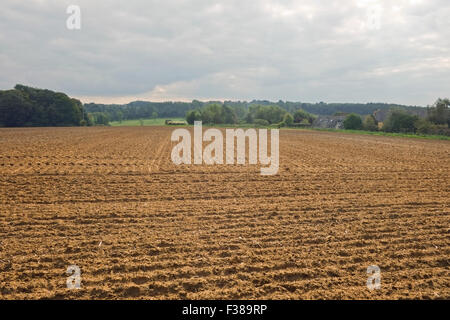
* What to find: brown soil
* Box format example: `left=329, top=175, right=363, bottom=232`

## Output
left=0, top=127, right=448, bottom=299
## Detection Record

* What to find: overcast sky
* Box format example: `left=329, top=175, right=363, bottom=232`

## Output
left=0, top=0, right=449, bottom=105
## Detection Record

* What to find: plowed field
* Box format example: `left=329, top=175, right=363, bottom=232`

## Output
left=0, top=127, right=449, bottom=299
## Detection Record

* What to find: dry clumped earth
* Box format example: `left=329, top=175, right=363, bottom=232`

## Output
left=0, top=126, right=449, bottom=300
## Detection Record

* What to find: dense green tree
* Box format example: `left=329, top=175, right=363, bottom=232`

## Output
left=293, top=109, right=315, bottom=124
left=116, top=111, right=124, bottom=123
left=247, top=105, right=286, bottom=124
left=186, top=110, right=202, bottom=125
left=201, top=104, right=224, bottom=124
left=90, top=112, right=110, bottom=125
left=414, top=118, right=433, bottom=135
left=228, top=104, right=247, bottom=120
left=363, top=114, right=378, bottom=131
left=382, top=110, right=418, bottom=133
left=87, top=113, right=95, bottom=126
left=0, top=85, right=84, bottom=127
left=427, top=98, right=450, bottom=126
left=245, top=111, right=254, bottom=124
left=222, top=105, right=238, bottom=124
left=343, top=113, right=363, bottom=130
left=0, top=90, right=33, bottom=126
left=188, top=103, right=239, bottom=125
left=283, top=113, right=294, bottom=126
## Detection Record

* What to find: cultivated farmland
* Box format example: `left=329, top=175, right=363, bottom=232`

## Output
left=0, top=127, right=449, bottom=299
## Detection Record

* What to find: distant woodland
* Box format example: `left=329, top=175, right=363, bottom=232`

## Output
left=84, top=99, right=426, bottom=123
left=0, top=85, right=84, bottom=127
left=1, top=85, right=448, bottom=136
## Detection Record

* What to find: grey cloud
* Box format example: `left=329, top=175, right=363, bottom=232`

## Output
left=0, top=0, right=449, bottom=105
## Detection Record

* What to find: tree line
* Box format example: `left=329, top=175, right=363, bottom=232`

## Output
left=84, top=100, right=424, bottom=123
left=342, top=98, right=450, bottom=136
left=1, top=84, right=447, bottom=136
left=186, top=99, right=449, bottom=136
left=0, top=85, right=85, bottom=127
left=186, top=103, right=317, bottom=127
left=83, top=100, right=198, bottom=123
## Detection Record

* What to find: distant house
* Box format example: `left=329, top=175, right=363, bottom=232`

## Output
left=312, top=115, right=346, bottom=129
left=373, top=109, right=390, bottom=123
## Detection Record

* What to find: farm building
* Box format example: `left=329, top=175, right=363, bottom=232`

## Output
left=165, top=120, right=187, bottom=125
left=312, top=115, right=346, bottom=129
